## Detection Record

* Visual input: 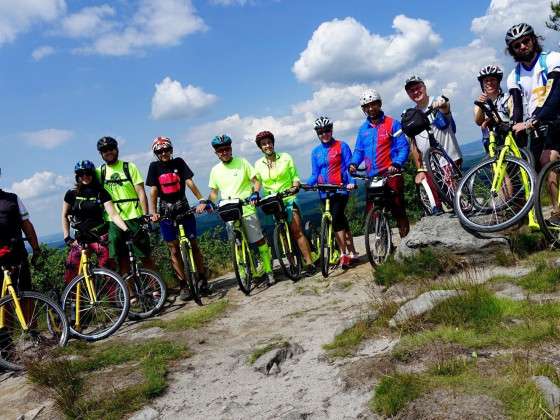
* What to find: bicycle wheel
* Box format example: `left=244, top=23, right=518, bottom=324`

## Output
left=181, top=242, right=202, bottom=305
left=454, top=155, right=536, bottom=233
left=273, top=222, right=301, bottom=281
left=364, top=208, right=392, bottom=266
left=61, top=268, right=130, bottom=341
left=0, top=291, right=69, bottom=371
left=425, top=147, right=462, bottom=207
left=417, top=180, right=436, bottom=215
left=320, top=217, right=333, bottom=278
left=231, top=230, right=252, bottom=295
left=127, top=269, right=167, bottom=320
left=535, top=159, right=560, bottom=244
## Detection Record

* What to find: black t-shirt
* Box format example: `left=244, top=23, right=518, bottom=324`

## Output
left=146, top=157, right=194, bottom=204
left=64, top=186, right=111, bottom=228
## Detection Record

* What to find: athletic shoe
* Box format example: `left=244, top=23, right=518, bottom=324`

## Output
left=179, top=288, right=191, bottom=302
left=266, top=272, right=275, bottom=286
left=548, top=211, right=560, bottom=226
left=341, top=254, right=351, bottom=270
left=304, top=264, right=317, bottom=277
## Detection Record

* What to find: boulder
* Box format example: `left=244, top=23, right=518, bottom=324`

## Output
left=532, top=376, right=560, bottom=410
left=389, top=290, right=461, bottom=327
left=396, top=213, right=510, bottom=263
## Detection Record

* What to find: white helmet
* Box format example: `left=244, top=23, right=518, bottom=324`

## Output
left=360, top=89, right=382, bottom=106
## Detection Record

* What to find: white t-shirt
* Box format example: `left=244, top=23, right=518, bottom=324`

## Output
left=506, top=51, right=560, bottom=117
left=479, top=92, right=511, bottom=139
left=414, top=96, right=463, bottom=162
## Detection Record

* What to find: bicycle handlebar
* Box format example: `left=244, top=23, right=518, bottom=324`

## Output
left=300, top=183, right=350, bottom=192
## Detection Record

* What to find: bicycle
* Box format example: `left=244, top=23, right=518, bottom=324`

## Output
left=60, top=232, right=130, bottom=341
left=122, top=218, right=167, bottom=319
left=160, top=202, right=206, bottom=306
left=257, top=189, right=302, bottom=281
left=300, top=184, right=347, bottom=278
left=453, top=101, right=538, bottom=233
left=352, top=172, right=399, bottom=266
left=0, top=241, right=69, bottom=370
left=217, top=198, right=266, bottom=295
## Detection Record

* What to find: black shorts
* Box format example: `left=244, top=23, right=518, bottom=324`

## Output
left=518, top=122, right=560, bottom=169
left=0, top=253, right=31, bottom=292
left=322, top=194, right=350, bottom=232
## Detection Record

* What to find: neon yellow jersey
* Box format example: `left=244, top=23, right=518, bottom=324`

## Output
left=96, top=160, right=144, bottom=221
left=209, top=157, right=257, bottom=216
left=254, top=152, right=300, bottom=203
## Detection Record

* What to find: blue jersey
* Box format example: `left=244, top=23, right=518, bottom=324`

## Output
left=307, top=139, right=354, bottom=198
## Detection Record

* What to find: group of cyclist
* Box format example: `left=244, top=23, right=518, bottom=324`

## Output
left=1, top=23, right=560, bottom=303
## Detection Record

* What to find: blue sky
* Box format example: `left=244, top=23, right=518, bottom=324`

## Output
left=1, top=0, right=558, bottom=236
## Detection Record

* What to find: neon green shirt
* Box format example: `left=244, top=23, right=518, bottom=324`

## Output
left=254, top=152, right=300, bottom=203
left=96, top=160, right=144, bottom=221
left=209, top=157, right=257, bottom=216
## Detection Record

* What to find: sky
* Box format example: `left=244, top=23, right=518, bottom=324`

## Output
left=1, top=0, right=558, bottom=236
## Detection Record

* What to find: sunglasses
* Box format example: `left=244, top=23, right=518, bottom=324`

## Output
left=100, top=146, right=116, bottom=153
left=315, top=129, right=332, bottom=136
left=215, top=146, right=232, bottom=154
left=155, top=147, right=173, bottom=155
left=76, top=170, right=94, bottom=177
left=512, top=36, right=532, bottom=50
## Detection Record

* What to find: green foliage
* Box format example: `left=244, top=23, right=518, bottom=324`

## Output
left=518, top=261, right=560, bottom=293
left=143, top=299, right=229, bottom=331
left=402, top=161, right=425, bottom=223
left=547, top=1, right=560, bottom=31
left=371, top=373, right=424, bottom=416
left=509, top=229, right=546, bottom=257
left=30, top=244, right=67, bottom=294
left=197, top=225, right=232, bottom=277
left=323, top=319, right=374, bottom=358
left=346, top=192, right=365, bottom=237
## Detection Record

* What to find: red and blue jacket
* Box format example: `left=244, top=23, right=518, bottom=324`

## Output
left=307, top=139, right=354, bottom=198
left=351, top=113, right=410, bottom=177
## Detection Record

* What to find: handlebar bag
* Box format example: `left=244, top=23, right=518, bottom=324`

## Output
left=400, top=108, right=431, bottom=137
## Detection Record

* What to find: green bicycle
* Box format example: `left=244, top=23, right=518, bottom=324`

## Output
left=217, top=198, right=265, bottom=295
left=301, top=184, right=346, bottom=278
left=257, top=189, right=301, bottom=281
left=453, top=101, right=537, bottom=232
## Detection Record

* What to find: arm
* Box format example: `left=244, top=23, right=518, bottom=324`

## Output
left=208, top=188, right=219, bottom=204
left=186, top=179, right=204, bottom=201
left=135, top=183, right=149, bottom=215
left=21, top=219, right=40, bottom=253
left=535, top=71, right=560, bottom=121
left=149, top=186, right=158, bottom=215
left=341, top=143, right=355, bottom=186
left=474, top=105, right=486, bottom=126
left=350, top=134, right=364, bottom=172
left=391, top=122, right=410, bottom=169
left=104, top=202, right=129, bottom=232
left=307, top=152, right=319, bottom=185
left=61, top=201, right=71, bottom=240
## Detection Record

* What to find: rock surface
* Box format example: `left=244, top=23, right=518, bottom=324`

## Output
left=253, top=342, right=305, bottom=375
left=396, top=213, right=510, bottom=262
left=532, top=375, right=560, bottom=410
left=389, top=290, right=461, bottom=327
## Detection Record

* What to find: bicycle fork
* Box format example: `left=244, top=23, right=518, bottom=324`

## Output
left=0, top=270, right=28, bottom=330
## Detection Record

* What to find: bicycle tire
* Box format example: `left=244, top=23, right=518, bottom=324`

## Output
left=61, top=268, right=130, bottom=341
left=364, top=208, right=392, bottom=267
left=127, top=269, right=167, bottom=320
left=320, top=217, right=332, bottom=278
left=273, top=222, right=301, bottom=281
left=454, top=155, right=536, bottom=233
left=417, top=180, right=436, bottom=216
left=424, top=147, right=462, bottom=207
left=181, top=242, right=202, bottom=305
left=535, top=159, right=560, bottom=245
left=0, top=291, right=69, bottom=371
left=231, top=230, right=252, bottom=295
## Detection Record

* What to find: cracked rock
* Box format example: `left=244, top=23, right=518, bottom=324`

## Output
left=253, top=343, right=304, bottom=375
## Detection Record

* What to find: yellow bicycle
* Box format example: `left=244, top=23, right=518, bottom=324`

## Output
left=0, top=241, right=68, bottom=371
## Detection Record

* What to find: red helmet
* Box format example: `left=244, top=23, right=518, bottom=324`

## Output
left=255, top=131, right=275, bottom=148
left=152, top=136, right=172, bottom=153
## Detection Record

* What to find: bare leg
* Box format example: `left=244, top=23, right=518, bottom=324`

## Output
left=290, top=210, right=314, bottom=265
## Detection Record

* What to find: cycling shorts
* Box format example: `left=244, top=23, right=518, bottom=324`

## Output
left=160, top=214, right=197, bottom=242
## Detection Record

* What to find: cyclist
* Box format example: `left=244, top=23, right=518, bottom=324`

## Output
left=146, top=136, right=210, bottom=301
left=61, top=160, right=129, bottom=284
left=504, top=23, right=560, bottom=222
left=204, top=135, right=276, bottom=286
left=349, top=89, right=411, bottom=238
left=473, top=65, right=511, bottom=153
left=404, top=75, right=462, bottom=212
left=253, top=130, right=317, bottom=275
left=308, top=117, right=358, bottom=269
left=96, top=136, right=154, bottom=274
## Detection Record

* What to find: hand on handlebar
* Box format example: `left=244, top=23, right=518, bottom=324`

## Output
left=387, top=165, right=399, bottom=175
left=287, top=185, right=300, bottom=195
left=431, top=96, right=448, bottom=110
left=249, top=192, right=260, bottom=205
left=150, top=213, right=161, bottom=223
left=348, top=164, right=358, bottom=175
left=346, top=183, right=356, bottom=190
left=512, top=122, right=529, bottom=134
left=415, top=171, right=427, bottom=185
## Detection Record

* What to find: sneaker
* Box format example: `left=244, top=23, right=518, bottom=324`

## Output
left=548, top=211, right=560, bottom=226
left=341, top=254, right=351, bottom=270
left=349, top=252, right=360, bottom=265
left=179, top=288, right=191, bottom=302
left=266, top=272, right=275, bottom=286
left=304, top=264, right=317, bottom=277
left=431, top=206, right=444, bottom=216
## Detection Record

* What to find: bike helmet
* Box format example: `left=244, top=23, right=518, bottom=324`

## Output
left=97, top=136, right=118, bottom=151
left=255, top=131, right=275, bottom=148
left=74, top=160, right=96, bottom=173
left=314, top=116, right=333, bottom=132
left=404, top=75, right=424, bottom=90
left=211, top=134, right=232, bottom=149
left=152, top=136, right=173, bottom=153
left=360, top=89, right=382, bottom=106
left=505, top=23, right=535, bottom=46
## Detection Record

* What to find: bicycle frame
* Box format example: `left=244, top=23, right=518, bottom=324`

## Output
left=0, top=268, right=28, bottom=330
left=321, top=194, right=339, bottom=265
left=72, top=249, right=99, bottom=330
left=231, top=219, right=259, bottom=275
left=178, top=224, right=197, bottom=275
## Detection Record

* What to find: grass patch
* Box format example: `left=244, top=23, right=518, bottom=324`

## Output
left=518, top=261, right=560, bottom=293
left=371, top=373, right=424, bottom=416
left=247, top=340, right=289, bottom=365
left=495, top=249, right=517, bottom=266
left=374, top=249, right=464, bottom=286
left=29, top=339, right=188, bottom=419
left=509, top=228, right=547, bottom=257
left=142, top=299, right=229, bottom=331
left=323, top=319, right=373, bottom=358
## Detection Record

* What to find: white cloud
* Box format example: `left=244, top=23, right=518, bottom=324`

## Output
left=21, top=128, right=74, bottom=149
left=60, top=4, right=115, bottom=38
left=11, top=171, right=70, bottom=200
left=77, top=0, right=207, bottom=56
left=0, top=0, right=66, bottom=45
left=292, top=15, right=442, bottom=84
left=151, top=77, right=218, bottom=120
left=31, top=45, right=55, bottom=61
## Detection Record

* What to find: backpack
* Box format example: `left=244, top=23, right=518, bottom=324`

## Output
left=100, top=161, right=139, bottom=211
left=400, top=108, right=431, bottom=137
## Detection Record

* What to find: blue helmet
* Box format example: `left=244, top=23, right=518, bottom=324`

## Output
left=211, top=134, right=232, bottom=149
left=74, top=160, right=96, bottom=173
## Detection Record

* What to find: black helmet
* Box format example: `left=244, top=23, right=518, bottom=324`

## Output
left=505, top=23, right=535, bottom=46
left=97, top=136, right=118, bottom=151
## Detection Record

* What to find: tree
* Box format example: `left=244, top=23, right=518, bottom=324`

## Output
left=546, top=1, right=560, bottom=32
